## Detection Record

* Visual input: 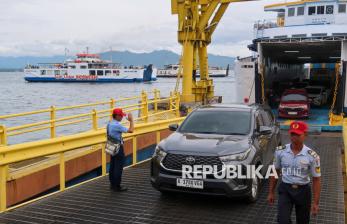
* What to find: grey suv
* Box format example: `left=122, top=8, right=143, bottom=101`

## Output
left=150, top=104, right=281, bottom=202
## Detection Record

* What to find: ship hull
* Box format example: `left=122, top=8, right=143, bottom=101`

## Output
left=24, top=77, right=157, bottom=82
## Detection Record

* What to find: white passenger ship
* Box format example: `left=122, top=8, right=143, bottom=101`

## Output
left=157, top=64, right=230, bottom=78
left=24, top=53, right=157, bottom=82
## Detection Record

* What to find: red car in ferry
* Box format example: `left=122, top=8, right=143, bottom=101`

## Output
left=278, top=89, right=310, bottom=119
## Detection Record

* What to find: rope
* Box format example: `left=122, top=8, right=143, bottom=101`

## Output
left=329, top=63, right=340, bottom=115
left=260, top=64, right=266, bottom=104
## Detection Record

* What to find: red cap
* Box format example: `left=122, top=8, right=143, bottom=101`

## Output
left=112, top=108, right=126, bottom=117
left=288, top=121, right=308, bottom=135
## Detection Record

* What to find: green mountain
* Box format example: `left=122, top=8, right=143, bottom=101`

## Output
left=0, top=50, right=234, bottom=69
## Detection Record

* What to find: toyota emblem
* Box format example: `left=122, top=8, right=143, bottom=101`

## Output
left=185, top=156, right=195, bottom=165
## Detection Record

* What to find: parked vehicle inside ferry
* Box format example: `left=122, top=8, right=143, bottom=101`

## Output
left=305, top=86, right=329, bottom=106
left=278, top=89, right=310, bottom=119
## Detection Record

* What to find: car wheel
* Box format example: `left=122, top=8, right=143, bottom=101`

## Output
left=246, top=175, right=259, bottom=203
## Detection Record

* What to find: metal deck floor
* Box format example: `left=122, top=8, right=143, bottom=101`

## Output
left=0, top=133, right=345, bottom=224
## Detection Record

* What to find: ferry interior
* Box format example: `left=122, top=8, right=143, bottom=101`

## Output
left=256, top=41, right=346, bottom=131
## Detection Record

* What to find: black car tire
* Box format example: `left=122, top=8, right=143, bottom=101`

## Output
left=245, top=175, right=260, bottom=203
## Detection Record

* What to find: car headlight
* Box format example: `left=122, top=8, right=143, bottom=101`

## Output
left=219, top=148, right=251, bottom=163
left=153, top=145, right=167, bottom=160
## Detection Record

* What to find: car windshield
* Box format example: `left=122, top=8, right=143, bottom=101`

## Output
left=306, top=88, right=322, bottom=94
left=179, top=110, right=251, bottom=135
left=282, top=94, right=307, bottom=101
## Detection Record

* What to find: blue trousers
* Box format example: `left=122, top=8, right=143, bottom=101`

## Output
left=109, top=145, right=125, bottom=187
left=277, top=182, right=311, bottom=224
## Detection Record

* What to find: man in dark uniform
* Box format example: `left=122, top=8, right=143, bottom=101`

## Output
left=267, top=121, right=321, bottom=224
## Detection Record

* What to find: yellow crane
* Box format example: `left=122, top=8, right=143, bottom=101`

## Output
left=171, top=0, right=256, bottom=104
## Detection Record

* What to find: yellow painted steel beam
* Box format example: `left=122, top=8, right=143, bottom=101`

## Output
left=207, top=3, right=229, bottom=36
left=0, top=165, right=8, bottom=212
left=59, top=153, right=65, bottom=191
left=0, top=125, right=7, bottom=145
left=182, top=41, right=195, bottom=102
left=198, top=45, right=209, bottom=80
left=172, top=0, right=257, bottom=103
left=0, top=117, right=185, bottom=166
left=8, top=146, right=101, bottom=181
left=197, top=1, right=219, bottom=33
left=132, top=137, right=137, bottom=164
left=101, top=143, right=107, bottom=176
left=50, top=106, right=56, bottom=138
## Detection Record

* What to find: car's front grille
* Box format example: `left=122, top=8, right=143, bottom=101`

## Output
left=284, top=107, right=304, bottom=112
left=162, top=153, right=223, bottom=172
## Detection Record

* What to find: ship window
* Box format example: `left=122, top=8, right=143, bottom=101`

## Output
left=68, top=65, right=76, bottom=69
left=105, top=70, right=111, bottom=76
left=89, top=70, right=96, bottom=76
left=326, top=5, right=334, bottom=14
left=338, top=4, right=346, bottom=13
left=40, top=70, right=46, bottom=75
left=308, top=6, right=316, bottom=15
left=317, top=6, right=325, bottom=14
left=54, top=70, right=60, bottom=75
left=288, top=7, right=295, bottom=17
left=80, top=65, right=87, bottom=69
left=97, top=70, right=104, bottom=76
left=297, top=6, right=305, bottom=16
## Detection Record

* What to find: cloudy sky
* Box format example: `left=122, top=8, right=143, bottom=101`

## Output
left=0, top=0, right=280, bottom=57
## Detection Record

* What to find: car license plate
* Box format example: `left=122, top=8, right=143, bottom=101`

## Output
left=288, top=112, right=297, bottom=115
left=176, top=178, right=204, bottom=189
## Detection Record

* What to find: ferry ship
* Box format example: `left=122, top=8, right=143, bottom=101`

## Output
left=24, top=53, right=157, bottom=82
left=157, top=64, right=230, bottom=78
left=235, top=0, right=347, bottom=130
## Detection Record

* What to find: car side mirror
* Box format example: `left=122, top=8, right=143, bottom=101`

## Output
left=169, top=124, right=179, bottom=131
left=259, top=126, right=272, bottom=135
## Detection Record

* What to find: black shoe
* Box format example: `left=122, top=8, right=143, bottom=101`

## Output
left=113, top=185, right=128, bottom=192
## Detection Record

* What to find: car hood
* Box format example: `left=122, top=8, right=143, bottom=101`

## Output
left=281, top=101, right=307, bottom=107
left=160, top=132, right=251, bottom=156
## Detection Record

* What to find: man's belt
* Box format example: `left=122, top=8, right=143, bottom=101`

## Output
left=283, top=182, right=309, bottom=189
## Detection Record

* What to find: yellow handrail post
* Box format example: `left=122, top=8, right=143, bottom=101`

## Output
left=50, top=106, right=56, bottom=138
left=169, top=92, right=173, bottom=111
left=59, top=153, right=65, bottom=191
left=92, top=109, right=98, bottom=130
left=156, top=131, right=161, bottom=144
left=132, top=136, right=137, bottom=165
left=141, top=91, right=149, bottom=122
left=0, top=125, right=7, bottom=146
left=154, top=89, right=158, bottom=112
left=101, top=143, right=107, bottom=176
left=175, top=92, right=180, bottom=117
left=110, top=98, right=115, bottom=121
left=0, top=165, right=8, bottom=212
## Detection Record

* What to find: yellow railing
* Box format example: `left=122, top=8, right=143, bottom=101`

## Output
left=0, top=90, right=184, bottom=212
left=0, top=117, right=185, bottom=212
left=0, top=89, right=179, bottom=145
